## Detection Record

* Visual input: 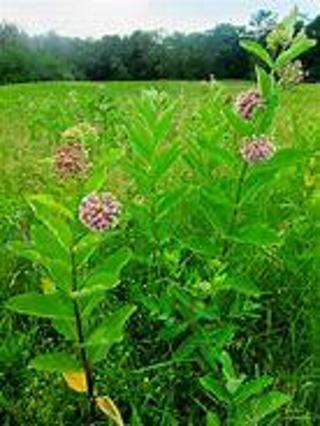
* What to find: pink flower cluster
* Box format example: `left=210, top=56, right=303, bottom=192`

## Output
left=54, top=142, right=89, bottom=179
left=235, top=89, right=263, bottom=120
left=79, top=192, right=121, bottom=232
left=241, top=137, right=276, bottom=164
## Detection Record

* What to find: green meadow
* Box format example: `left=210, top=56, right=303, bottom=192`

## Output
left=0, top=80, right=319, bottom=425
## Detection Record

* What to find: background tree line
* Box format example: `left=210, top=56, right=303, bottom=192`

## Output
left=0, top=10, right=319, bottom=84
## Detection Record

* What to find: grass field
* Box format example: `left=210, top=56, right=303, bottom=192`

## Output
left=0, top=81, right=320, bottom=425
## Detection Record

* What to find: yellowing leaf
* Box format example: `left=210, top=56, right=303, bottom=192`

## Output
left=304, top=174, right=316, bottom=188
left=96, top=396, right=124, bottom=426
left=40, top=278, right=56, bottom=295
left=63, top=371, right=87, bottom=392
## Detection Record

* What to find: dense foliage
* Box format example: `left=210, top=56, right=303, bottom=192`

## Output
left=1, top=10, right=319, bottom=425
left=1, top=9, right=320, bottom=84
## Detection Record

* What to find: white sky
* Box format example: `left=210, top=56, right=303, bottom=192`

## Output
left=1, top=0, right=319, bottom=38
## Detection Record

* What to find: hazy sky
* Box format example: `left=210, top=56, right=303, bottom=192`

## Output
left=1, top=0, right=319, bottom=38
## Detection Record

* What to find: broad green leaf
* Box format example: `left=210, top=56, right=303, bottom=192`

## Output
left=156, top=187, right=186, bottom=222
left=155, top=105, right=175, bottom=145
left=209, top=146, right=237, bottom=169
left=252, top=391, right=291, bottom=422
left=46, top=258, right=72, bottom=291
left=81, top=247, right=132, bottom=290
left=233, top=224, right=279, bottom=246
left=267, top=148, right=308, bottom=169
left=83, top=165, right=107, bottom=194
left=10, top=241, right=41, bottom=263
left=255, top=66, right=273, bottom=100
left=27, top=194, right=73, bottom=220
left=27, top=197, right=72, bottom=250
left=207, top=412, right=221, bottom=426
left=127, top=119, right=154, bottom=160
left=223, top=106, right=254, bottom=137
left=87, top=304, right=136, bottom=347
left=224, top=276, right=260, bottom=297
left=95, top=246, right=132, bottom=277
left=77, top=273, right=119, bottom=296
left=153, top=142, right=180, bottom=183
left=30, top=352, right=81, bottom=373
left=52, top=318, right=76, bottom=340
left=233, top=376, right=274, bottom=405
left=254, top=92, right=279, bottom=135
left=83, top=148, right=123, bottom=194
left=240, top=40, right=274, bottom=68
left=218, top=351, right=237, bottom=381
left=6, top=292, right=73, bottom=319
left=275, top=37, right=316, bottom=70
left=200, top=375, right=232, bottom=404
left=182, top=235, right=219, bottom=258
left=31, top=223, right=69, bottom=262
left=74, top=233, right=103, bottom=268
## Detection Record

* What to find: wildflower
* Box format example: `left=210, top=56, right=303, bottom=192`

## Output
left=279, top=60, right=304, bottom=89
left=61, top=123, right=98, bottom=143
left=79, top=192, right=121, bottom=232
left=267, top=25, right=292, bottom=52
left=241, top=136, right=276, bottom=164
left=54, top=142, right=89, bottom=179
left=235, top=89, right=263, bottom=120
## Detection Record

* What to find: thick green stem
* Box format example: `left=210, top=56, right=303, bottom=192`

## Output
left=71, top=250, right=96, bottom=425
left=221, top=162, right=248, bottom=257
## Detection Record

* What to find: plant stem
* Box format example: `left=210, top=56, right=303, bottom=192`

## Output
left=221, top=162, right=248, bottom=257
left=71, top=250, right=96, bottom=425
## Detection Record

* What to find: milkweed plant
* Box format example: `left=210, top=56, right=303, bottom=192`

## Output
left=6, top=8, right=317, bottom=426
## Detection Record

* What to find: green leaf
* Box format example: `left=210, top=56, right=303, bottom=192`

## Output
left=200, top=375, right=232, bottom=405
left=155, top=105, right=175, bottom=145
left=153, top=141, right=180, bottom=183
left=27, top=194, right=73, bottom=220
left=52, top=319, right=76, bottom=340
left=174, top=333, right=200, bottom=361
left=218, top=351, right=237, bottom=381
left=87, top=304, right=136, bottom=346
left=234, top=376, right=274, bottom=405
left=46, top=258, right=72, bottom=291
left=252, top=391, right=291, bottom=422
left=83, top=148, right=122, bottom=194
left=224, top=276, right=260, bottom=297
left=6, top=292, right=73, bottom=319
left=74, top=233, right=104, bottom=268
left=182, top=235, right=219, bottom=258
left=31, top=223, right=69, bottom=262
left=78, top=273, right=120, bottom=297
left=256, top=66, right=273, bottom=99
left=207, top=412, right=221, bottom=426
left=254, top=92, right=279, bottom=135
left=240, top=40, right=274, bottom=68
left=275, top=37, right=316, bottom=70
left=27, top=197, right=72, bottom=251
left=156, top=187, right=186, bottom=222
left=10, top=241, right=42, bottom=263
left=234, top=224, right=279, bottom=246
left=224, top=105, right=254, bottom=137
left=81, top=247, right=132, bottom=291
left=30, top=352, right=81, bottom=373
left=127, top=119, right=154, bottom=160
left=83, top=165, right=107, bottom=194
